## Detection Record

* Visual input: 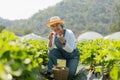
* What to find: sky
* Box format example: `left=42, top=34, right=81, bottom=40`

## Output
left=0, top=0, right=63, bottom=20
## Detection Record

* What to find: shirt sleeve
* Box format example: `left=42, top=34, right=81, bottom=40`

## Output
left=63, top=29, right=76, bottom=53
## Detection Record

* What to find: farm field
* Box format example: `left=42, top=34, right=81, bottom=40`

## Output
left=0, top=30, right=120, bottom=80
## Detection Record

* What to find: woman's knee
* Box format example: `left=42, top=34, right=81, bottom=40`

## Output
left=48, top=49, right=59, bottom=58
left=48, top=49, right=54, bottom=57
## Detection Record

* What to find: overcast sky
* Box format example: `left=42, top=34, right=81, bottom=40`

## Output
left=0, top=0, right=63, bottom=20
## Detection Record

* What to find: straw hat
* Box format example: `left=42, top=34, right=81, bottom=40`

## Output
left=47, top=16, right=64, bottom=27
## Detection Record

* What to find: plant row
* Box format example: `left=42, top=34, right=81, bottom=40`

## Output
left=0, top=30, right=120, bottom=80
left=77, top=39, right=120, bottom=80
left=0, top=30, right=48, bottom=80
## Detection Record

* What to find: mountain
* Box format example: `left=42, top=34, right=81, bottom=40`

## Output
left=0, top=17, right=27, bottom=30
left=0, top=17, right=15, bottom=27
left=0, top=0, right=120, bottom=37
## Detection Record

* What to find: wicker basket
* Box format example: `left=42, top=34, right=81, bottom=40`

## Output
left=52, top=67, right=69, bottom=80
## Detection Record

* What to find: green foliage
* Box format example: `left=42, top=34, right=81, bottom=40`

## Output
left=0, top=30, right=120, bottom=80
left=0, top=30, right=48, bottom=80
left=0, top=25, right=5, bottom=32
left=110, top=65, right=120, bottom=80
left=77, top=39, right=120, bottom=80
left=110, top=3, right=120, bottom=33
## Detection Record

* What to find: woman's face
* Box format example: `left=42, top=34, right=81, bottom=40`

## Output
left=50, top=23, right=63, bottom=35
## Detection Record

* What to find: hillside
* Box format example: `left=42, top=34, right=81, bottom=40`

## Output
left=0, top=0, right=120, bottom=37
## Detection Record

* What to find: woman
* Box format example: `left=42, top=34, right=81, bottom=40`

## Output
left=46, top=16, right=80, bottom=79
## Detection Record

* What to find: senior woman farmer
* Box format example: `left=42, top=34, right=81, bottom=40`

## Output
left=46, top=16, right=80, bottom=79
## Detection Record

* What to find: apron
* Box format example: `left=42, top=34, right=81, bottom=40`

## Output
left=54, top=29, right=80, bottom=59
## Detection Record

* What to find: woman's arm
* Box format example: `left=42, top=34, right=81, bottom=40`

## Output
left=47, top=32, right=55, bottom=50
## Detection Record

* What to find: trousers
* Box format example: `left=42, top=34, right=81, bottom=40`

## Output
left=48, top=48, right=79, bottom=78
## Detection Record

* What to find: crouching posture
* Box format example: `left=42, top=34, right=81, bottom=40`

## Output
left=46, top=16, right=80, bottom=79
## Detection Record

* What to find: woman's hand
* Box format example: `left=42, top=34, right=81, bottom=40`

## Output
left=48, top=32, right=54, bottom=47
left=59, top=35, right=66, bottom=45
left=48, top=32, right=54, bottom=41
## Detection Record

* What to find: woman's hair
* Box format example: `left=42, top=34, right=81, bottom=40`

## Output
left=60, top=23, right=64, bottom=28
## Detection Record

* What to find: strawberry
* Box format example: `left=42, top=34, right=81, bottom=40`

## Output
left=50, top=32, right=54, bottom=35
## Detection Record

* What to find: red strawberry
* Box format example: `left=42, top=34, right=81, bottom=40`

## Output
left=51, top=32, right=54, bottom=35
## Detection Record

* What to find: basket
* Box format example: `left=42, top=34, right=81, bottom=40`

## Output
left=52, top=67, right=69, bottom=80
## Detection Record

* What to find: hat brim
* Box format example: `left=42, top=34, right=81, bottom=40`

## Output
left=47, top=20, right=64, bottom=27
